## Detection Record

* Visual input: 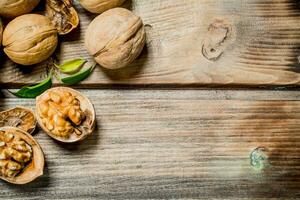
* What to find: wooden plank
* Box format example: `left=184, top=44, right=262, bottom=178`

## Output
left=0, top=0, right=300, bottom=88
left=0, top=89, right=300, bottom=199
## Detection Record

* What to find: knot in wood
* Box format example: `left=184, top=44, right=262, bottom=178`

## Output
left=202, top=19, right=235, bottom=61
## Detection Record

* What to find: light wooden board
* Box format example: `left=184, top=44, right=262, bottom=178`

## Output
left=0, top=89, right=300, bottom=199
left=0, top=0, right=300, bottom=88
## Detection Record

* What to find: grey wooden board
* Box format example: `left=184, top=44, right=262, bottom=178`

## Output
left=0, top=89, right=300, bottom=199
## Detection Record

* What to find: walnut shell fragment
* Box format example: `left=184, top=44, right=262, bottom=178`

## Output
left=0, top=107, right=37, bottom=135
left=0, top=0, right=40, bottom=18
left=36, top=87, right=96, bottom=143
left=0, top=127, right=44, bottom=184
left=85, top=8, right=146, bottom=69
left=46, top=0, right=79, bottom=35
left=79, top=0, right=126, bottom=14
left=2, top=14, right=58, bottom=66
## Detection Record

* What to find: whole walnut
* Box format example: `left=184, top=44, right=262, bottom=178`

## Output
left=85, top=8, right=146, bottom=69
left=0, top=0, right=40, bottom=18
left=79, top=0, right=126, bottom=14
left=2, top=14, right=58, bottom=66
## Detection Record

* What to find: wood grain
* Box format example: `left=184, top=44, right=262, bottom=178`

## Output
left=0, top=0, right=300, bottom=88
left=0, top=89, right=300, bottom=199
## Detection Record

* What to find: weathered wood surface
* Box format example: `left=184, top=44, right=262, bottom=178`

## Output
left=0, top=0, right=300, bottom=88
left=0, top=89, right=300, bottom=199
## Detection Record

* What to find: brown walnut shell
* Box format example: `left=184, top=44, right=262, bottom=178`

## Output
left=85, top=8, right=146, bottom=69
left=46, top=0, right=79, bottom=35
left=2, top=14, right=58, bottom=66
left=79, top=0, right=126, bottom=14
left=0, top=0, right=40, bottom=18
left=0, top=127, right=44, bottom=184
left=36, top=87, right=96, bottom=143
left=0, top=107, right=37, bottom=135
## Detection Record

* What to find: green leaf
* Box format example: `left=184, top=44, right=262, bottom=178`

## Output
left=9, top=72, right=52, bottom=98
left=60, top=64, right=96, bottom=85
left=56, top=58, right=87, bottom=74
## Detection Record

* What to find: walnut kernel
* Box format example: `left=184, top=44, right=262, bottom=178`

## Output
left=0, top=130, right=32, bottom=178
left=36, top=87, right=95, bottom=143
left=0, top=127, right=44, bottom=185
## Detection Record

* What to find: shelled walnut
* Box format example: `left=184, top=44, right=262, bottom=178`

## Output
left=0, top=127, right=44, bottom=184
left=0, top=107, right=37, bottom=134
left=36, top=87, right=96, bottom=143
left=0, top=0, right=40, bottom=18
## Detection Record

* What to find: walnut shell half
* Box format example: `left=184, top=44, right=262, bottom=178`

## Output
left=2, top=14, right=58, bottom=66
left=79, top=0, right=126, bottom=14
left=36, top=87, right=96, bottom=143
left=0, top=107, right=37, bottom=135
left=0, top=0, right=40, bottom=18
left=0, top=127, right=44, bottom=184
left=85, top=8, right=146, bottom=69
left=46, top=0, right=79, bottom=35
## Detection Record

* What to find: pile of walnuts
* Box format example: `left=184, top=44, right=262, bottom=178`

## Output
left=0, top=0, right=146, bottom=70
left=0, top=0, right=142, bottom=186
left=0, top=87, right=95, bottom=184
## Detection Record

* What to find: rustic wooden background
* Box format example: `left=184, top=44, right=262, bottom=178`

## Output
left=0, top=0, right=300, bottom=199
left=0, top=0, right=300, bottom=87
left=0, top=89, right=300, bottom=199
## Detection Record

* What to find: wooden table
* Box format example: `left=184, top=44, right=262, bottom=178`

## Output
left=1, top=0, right=300, bottom=199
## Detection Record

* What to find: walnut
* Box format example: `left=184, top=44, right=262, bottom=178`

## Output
left=2, top=14, right=58, bottom=66
left=0, top=127, right=44, bottom=184
left=46, top=0, right=79, bottom=35
left=85, top=8, right=146, bottom=69
left=79, top=0, right=126, bottom=14
left=36, top=87, right=96, bottom=143
left=0, top=0, right=40, bottom=18
left=0, top=107, right=37, bottom=134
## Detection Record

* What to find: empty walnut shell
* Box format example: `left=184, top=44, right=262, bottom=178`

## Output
left=85, top=8, right=146, bottom=69
left=0, top=107, right=37, bottom=135
left=79, top=0, right=126, bottom=14
left=0, top=127, right=44, bottom=184
left=36, top=87, right=96, bottom=143
left=2, top=14, right=58, bottom=66
left=46, top=0, right=79, bottom=35
left=0, top=0, right=40, bottom=18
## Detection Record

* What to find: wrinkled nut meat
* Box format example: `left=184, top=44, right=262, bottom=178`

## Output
left=36, top=87, right=95, bottom=143
left=46, top=0, right=79, bottom=35
left=85, top=8, right=146, bottom=69
left=0, top=127, right=44, bottom=184
left=0, top=130, right=32, bottom=178
left=79, top=0, right=126, bottom=14
left=0, top=107, right=37, bottom=134
left=2, top=14, right=58, bottom=66
left=0, top=0, right=40, bottom=18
